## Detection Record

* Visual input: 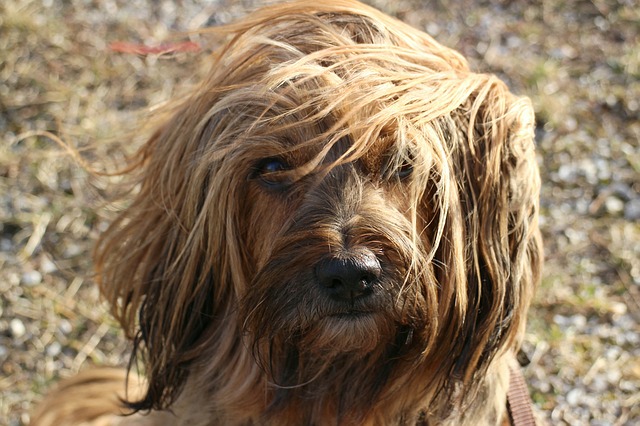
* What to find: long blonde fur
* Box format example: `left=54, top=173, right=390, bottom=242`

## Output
left=33, top=1, right=542, bottom=425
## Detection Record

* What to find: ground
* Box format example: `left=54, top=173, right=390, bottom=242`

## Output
left=1, top=0, right=639, bottom=425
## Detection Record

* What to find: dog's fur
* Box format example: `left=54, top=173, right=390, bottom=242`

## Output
left=32, top=1, right=542, bottom=425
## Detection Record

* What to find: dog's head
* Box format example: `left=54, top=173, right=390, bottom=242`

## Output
left=95, top=0, right=542, bottom=421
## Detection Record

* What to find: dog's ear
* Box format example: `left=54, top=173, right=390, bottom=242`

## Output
left=445, top=78, right=543, bottom=382
left=93, top=99, right=242, bottom=411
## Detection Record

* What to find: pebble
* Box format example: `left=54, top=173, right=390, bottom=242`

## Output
left=609, top=301, right=627, bottom=316
left=604, top=196, right=625, bottom=215
left=607, top=182, right=633, bottom=200
left=625, top=332, right=639, bottom=346
left=63, top=243, right=83, bottom=257
left=40, top=256, right=57, bottom=274
left=0, top=238, right=12, bottom=251
left=553, top=313, right=586, bottom=330
left=619, top=380, right=636, bottom=392
left=46, top=341, right=62, bottom=357
left=624, top=198, right=640, bottom=221
left=21, top=270, right=42, bottom=286
left=605, top=346, right=621, bottom=360
left=606, top=370, right=622, bottom=384
left=58, top=319, right=73, bottom=335
left=9, top=318, right=26, bottom=338
left=590, top=376, right=607, bottom=392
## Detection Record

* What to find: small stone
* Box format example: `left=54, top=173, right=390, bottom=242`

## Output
left=46, top=341, right=62, bottom=357
left=9, top=318, right=26, bottom=338
left=604, top=346, right=621, bottom=360
left=624, top=199, right=640, bottom=221
left=40, top=256, right=57, bottom=274
left=21, top=270, right=42, bottom=286
left=580, top=160, right=599, bottom=185
left=614, top=333, right=627, bottom=346
left=566, top=388, right=583, bottom=406
left=7, top=272, right=20, bottom=287
left=625, top=332, right=639, bottom=346
left=536, top=380, right=551, bottom=393
left=553, top=314, right=569, bottom=327
left=613, top=314, right=634, bottom=329
left=0, top=345, right=7, bottom=359
left=610, top=301, right=627, bottom=316
left=604, top=196, right=624, bottom=215
left=58, top=319, right=73, bottom=335
left=589, top=376, right=607, bottom=392
left=608, top=183, right=633, bottom=201
left=570, top=314, right=586, bottom=329
left=557, top=164, right=576, bottom=182
left=619, top=380, right=637, bottom=392
left=607, top=369, right=622, bottom=384
left=63, top=243, right=83, bottom=257
left=0, top=238, right=12, bottom=251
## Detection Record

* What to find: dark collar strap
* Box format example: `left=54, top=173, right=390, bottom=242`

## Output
left=507, top=363, right=536, bottom=426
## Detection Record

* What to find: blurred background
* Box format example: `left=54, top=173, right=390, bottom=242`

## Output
left=1, top=0, right=638, bottom=424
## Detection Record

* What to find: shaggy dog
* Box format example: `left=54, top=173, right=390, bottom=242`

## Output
left=32, top=1, right=542, bottom=425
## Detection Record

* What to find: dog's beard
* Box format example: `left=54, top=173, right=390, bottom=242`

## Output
left=243, top=245, right=434, bottom=421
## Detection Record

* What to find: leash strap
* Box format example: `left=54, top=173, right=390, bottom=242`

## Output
left=506, top=363, right=536, bottom=426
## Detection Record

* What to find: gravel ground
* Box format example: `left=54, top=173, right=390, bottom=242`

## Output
left=1, top=1, right=639, bottom=425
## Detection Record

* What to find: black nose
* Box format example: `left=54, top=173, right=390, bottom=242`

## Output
left=315, top=251, right=381, bottom=302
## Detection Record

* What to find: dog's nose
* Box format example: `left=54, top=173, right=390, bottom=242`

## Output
left=315, top=251, right=381, bottom=301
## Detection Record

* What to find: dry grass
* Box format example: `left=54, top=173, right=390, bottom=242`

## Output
left=1, top=1, right=639, bottom=425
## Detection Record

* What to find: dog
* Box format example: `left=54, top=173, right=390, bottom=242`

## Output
left=31, top=0, right=542, bottom=424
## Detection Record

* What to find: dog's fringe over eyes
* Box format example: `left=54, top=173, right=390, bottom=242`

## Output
left=90, top=1, right=541, bottom=424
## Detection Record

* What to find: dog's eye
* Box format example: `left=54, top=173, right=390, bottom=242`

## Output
left=259, top=158, right=288, bottom=174
left=382, top=149, right=415, bottom=182
left=396, top=161, right=413, bottom=180
left=384, top=159, right=413, bottom=181
left=254, top=157, right=292, bottom=187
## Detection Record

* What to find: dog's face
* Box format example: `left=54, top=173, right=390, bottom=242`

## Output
left=243, top=117, right=433, bottom=358
left=95, top=0, right=542, bottom=420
